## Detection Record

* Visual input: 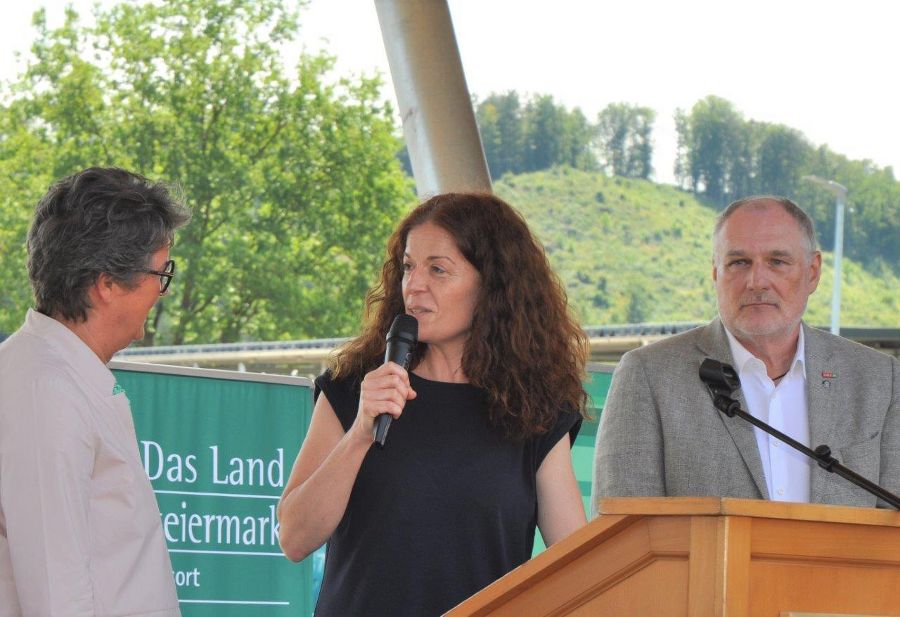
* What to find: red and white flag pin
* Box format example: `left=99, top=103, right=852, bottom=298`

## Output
left=821, top=371, right=837, bottom=379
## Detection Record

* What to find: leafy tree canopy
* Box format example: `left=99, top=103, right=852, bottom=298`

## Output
left=474, top=91, right=597, bottom=180
left=596, top=102, right=655, bottom=179
left=0, top=0, right=414, bottom=344
left=675, top=95, right=899, bottom=270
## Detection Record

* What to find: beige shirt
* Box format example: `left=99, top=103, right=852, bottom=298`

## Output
left=0, top=310, right=180, bottom=617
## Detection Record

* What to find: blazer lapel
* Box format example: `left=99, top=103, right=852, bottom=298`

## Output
left=804, top=323, right=838, bottom=502
left=698, top=318, right=770, bottom=499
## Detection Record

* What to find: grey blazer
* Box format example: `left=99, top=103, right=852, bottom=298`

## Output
left=592, top=318, right=899, bottom=514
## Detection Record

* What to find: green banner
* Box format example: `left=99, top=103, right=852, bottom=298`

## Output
left=532, top=363, right=613, bottom=554
left=111, top=362, right=314, bottom=616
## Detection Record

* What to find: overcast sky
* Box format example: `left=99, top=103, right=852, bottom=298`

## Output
left=3, top=0, right=898, bottom=185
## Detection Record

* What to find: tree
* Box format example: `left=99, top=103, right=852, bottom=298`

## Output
left=521, top=94, right=595, bottom=173
left=675, top=96, right=749, bottom=205
left=595, top=103, right=655, bottom=179
left=0, top=0, right=414, bottom=343
left=522, top=94, right=564, bottom=172
left=629, top=108, right=655, bottom=180
left=560, top=106, right=597, bottom=172
left=800, top=147, right=900, bottom=268
left=475, top=91, right=597, bottom=177
left=673, top=108, right=691, bottom=189
left=674, top=96, right=899, bottom=272
left=753, top=123, right=811, bottom=196
left=475, top=91, right=524, bottom=179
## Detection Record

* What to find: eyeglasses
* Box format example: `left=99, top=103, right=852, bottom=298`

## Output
left=141, top=259, right=176, bottom=295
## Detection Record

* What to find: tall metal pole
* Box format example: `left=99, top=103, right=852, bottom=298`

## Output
left=375, top=0, right=492, bottom=197
left=803, top=175, right=848, bottom=335
left=830, top=191, right=845, bottom=335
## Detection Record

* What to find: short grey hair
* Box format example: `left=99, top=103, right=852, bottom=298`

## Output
left=27, top=167, right=191, bottom=322
left=713, top=195, right=817, bottom=258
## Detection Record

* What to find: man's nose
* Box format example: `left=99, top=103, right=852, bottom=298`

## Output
left=746, top=261, right=771, bottom=289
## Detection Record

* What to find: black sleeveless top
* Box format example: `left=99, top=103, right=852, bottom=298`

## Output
left=312, top=370, right=581, bottom=617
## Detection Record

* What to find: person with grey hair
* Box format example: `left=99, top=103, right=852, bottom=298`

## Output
left=592, top=195, right=898, bottom=512
left=0, top=167, right=190, bottom=616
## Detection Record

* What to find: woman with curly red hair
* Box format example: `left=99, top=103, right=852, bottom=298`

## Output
left=278, top=192, right=589, bottom=616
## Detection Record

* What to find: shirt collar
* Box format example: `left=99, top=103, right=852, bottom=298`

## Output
left=23, top=308, right=117, bottom=396
left=724, top=325, right=806, bottom=381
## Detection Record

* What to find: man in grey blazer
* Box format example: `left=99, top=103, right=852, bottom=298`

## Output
left=592, top=196, right=899, bottom=512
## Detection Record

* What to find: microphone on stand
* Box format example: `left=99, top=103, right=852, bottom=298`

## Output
left=699, top=358, right=900, bottom=509
left=374, top=314, right=418, bottom=448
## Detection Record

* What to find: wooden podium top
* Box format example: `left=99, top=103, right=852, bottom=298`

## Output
left=444, top=497, right=900, bottom=616
left=597, top=496, right=900, bottom=527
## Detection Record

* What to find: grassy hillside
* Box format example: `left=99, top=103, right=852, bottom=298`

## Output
left=494, top=167, right=900, bottom=328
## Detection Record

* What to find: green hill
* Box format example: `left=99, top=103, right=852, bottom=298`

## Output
left=494, top=167, right=900, bottom=328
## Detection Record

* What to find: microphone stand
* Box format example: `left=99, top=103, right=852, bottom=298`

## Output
left=711, top=392, right=900, bottom=510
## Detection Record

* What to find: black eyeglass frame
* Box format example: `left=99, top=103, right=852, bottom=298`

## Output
left=140, top=259, right=176, bottom=295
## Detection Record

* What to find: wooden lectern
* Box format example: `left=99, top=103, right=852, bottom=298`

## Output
left=446, top=497, right=900, bottom=617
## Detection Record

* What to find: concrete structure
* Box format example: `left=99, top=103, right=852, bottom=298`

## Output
left=115, top=323, right=900, bottom=378
left=375, top=0, right=491, bottom=196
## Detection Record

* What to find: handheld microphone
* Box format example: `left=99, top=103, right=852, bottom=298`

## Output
left=699, top=357, right=900, bottom=509
left=374, top=314, right=418, bottom=448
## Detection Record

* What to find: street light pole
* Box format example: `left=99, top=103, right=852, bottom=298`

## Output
left=803, top=175, right=848, bottom=335
left=830, top=189, right=846, bottom=335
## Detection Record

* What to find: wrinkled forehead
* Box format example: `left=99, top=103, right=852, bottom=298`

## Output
left=714, top=202, right=810, bottom=257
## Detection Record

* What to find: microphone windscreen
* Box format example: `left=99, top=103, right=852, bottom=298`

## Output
left=387, top=313, right=418, bottom=345
left=699, top=358, right=741, bottom=394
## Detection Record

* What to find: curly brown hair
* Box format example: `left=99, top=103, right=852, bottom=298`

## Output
left=332, top=192, right=589, bottom=440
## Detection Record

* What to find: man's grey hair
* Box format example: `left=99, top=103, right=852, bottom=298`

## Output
left=713, top=195, right=818, bottom=260
left=27, top=167, right=191, bottom=322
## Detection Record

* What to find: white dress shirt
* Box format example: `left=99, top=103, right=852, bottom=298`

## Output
left=725, top=327, right=812, bottom=503
left=0, top=310, right=180, bottom=617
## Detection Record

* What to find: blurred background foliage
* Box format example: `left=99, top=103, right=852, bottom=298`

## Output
left=1, top=0, right=896, bottom=343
